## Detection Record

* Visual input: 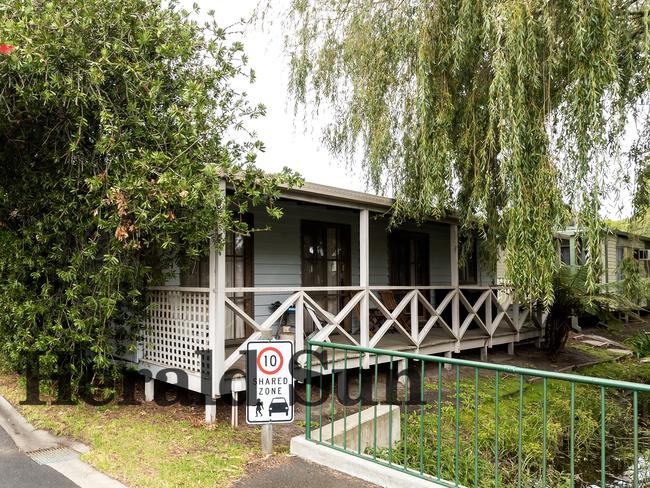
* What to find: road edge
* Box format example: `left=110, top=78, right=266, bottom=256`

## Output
left=0, top=394, right=127, bottom=488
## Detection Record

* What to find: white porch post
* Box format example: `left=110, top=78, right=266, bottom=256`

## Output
left=485, top=292, right=493, bottom=334
left=295, top=292, right=304, bottom=359
left=360, top=209, right=370, bottom=349
left=208, top=180, right=226, bottom=417
left=450, top=223, right=460, bottom=345
left=410, top=293, right=419, bottom=343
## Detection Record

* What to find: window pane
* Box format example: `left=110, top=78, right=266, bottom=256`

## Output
left=234, top=235, right=245, bottom=256
left=316, top=233, right=325, bottom=258
left=328, top=227, right=337, bottom=258
left=313, top=260, right=324, bottom=285
left=225, top=232, right=234, bottom=256
left=234, top=258, right=245, bottom=288
left=303, top=261, right=315, bottom=286
left=339, top=228, right=349, bottom=259
left=303, top=233, right=314, bottom=257
left=225, top=308, right=235, bottom=340
left=338, top=261, right=346, bottom=286
left=226, top=257, right=234, bottom=288
left=327, top=294, right=338, bottom=314
left=327, top=261, right=338, bottom=286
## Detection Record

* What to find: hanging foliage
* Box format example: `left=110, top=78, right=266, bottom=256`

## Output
left=0, top=0, right=300, bottom=389
left=280, top=0, right=650, bottom=307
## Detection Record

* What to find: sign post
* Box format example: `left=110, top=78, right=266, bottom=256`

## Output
left=246, top=340, right=294, bottom=454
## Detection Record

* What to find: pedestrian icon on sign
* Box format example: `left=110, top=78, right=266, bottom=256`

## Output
left=255, top=398, right=263, bottom=417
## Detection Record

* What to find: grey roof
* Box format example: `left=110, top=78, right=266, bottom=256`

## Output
left=279, top=181, right=394, bottom=211
left=558, top=225, right=650, bottom=242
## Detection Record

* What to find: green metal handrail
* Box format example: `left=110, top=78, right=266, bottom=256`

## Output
left=304, top=339, right=648, bottom=488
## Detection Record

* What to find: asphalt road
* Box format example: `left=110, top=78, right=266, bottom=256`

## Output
left=0, top=425, right=78, bottom=488
left=232, top=456, right=378, bottom=488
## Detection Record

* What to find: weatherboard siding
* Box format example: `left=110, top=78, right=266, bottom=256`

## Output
left=251, top=201, right=361, bottom=322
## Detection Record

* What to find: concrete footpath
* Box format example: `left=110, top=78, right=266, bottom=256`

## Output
left=231, top=455, right=379, bottom=488
left=0, top=395, right=126, bottom=488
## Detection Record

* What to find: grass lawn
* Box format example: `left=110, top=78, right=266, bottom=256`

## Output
left=0, top=371, right=261, bottom=488
left=388, top=345, right=650, bottom=487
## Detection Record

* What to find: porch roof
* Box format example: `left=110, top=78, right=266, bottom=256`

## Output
left=279, top=180, right=458, bottom=223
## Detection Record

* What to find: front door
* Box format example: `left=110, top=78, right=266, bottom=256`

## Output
left=389, top=230, right=430, bottom=287
left=301, top=220, right=351, bottom=331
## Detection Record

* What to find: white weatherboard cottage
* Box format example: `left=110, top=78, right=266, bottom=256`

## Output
left=557, top=226, right=650, bottom=284
left=132, top=181, right=544, bottom=422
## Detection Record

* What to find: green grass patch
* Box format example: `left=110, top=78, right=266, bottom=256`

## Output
left=373, top=359, right=650, bottom=487
left=570, top=342, right=621, bottom=361
left=0, top=372, right=259, bottom=488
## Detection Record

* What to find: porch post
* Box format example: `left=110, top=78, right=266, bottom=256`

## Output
left=360, top=209, right=370, bottom=350
left=209, top=180, right=226, bottom=410
left=295, top=292, right=304, bottom=360
left=450, top=223, right=460, bottom=343
left=569, top=235, right=577, bottom=268
left=569, top=234, right=579, bottom=330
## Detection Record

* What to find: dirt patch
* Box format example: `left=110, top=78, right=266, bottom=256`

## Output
left=458, top=342, right=600, bottom=372
left=577, top=314, right=650, bottom=344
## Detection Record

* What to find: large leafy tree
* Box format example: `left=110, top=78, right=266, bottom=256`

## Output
left=281, top=0, right=650, bottom=306
left=0, top=0, right=299, bottom=387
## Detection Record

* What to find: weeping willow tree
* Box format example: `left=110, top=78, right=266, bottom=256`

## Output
left=280, top=0, right=650, bottom=307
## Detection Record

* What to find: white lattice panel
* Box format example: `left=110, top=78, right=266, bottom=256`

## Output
left=143, top=289, right=210, bottom=375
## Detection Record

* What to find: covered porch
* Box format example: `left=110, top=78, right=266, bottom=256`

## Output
left=135, top=183, right=545, bottom=420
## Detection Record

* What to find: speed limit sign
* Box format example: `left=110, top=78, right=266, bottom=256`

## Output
left=246, top=340, right=294, bottom=424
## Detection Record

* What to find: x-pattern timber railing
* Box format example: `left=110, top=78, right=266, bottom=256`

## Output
left=218, top=285, right=540, bottom=369
left=305, top=340, right=650, bottom=488
left=142, top=284, right=542, bottom=381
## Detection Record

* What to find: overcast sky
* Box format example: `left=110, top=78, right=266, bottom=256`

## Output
left=183, top=1, right=634, bottom=219
left=179, top=0, right=367, bottom=193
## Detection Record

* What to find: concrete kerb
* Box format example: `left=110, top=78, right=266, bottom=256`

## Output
left=0, top=395, right=60, bottom=452
left=0, top=394, right=127, bottom=488
left=291, top=435, right=447, bottom=488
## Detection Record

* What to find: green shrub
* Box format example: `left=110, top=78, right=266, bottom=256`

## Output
left=631, top=333, right=650, bottom=358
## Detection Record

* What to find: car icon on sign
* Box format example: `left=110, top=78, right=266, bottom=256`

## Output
left=269, top=397, right=289, bottom=416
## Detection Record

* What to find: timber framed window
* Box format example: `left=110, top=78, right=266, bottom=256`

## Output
left=180, top=214, right=254, bottom=342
